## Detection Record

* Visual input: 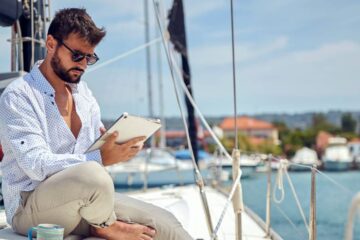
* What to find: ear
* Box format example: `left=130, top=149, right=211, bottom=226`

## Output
left=46, top=35, right=58, bottom=54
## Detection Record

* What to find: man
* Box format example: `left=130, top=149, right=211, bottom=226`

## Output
left=0, top=8, right=192, bottom=240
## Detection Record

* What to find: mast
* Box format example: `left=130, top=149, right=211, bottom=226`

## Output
left=167, top=0, right=198, bottom=164
left=144, top=0, right=154, bottom=118
left=229, top=0, right=244, bottom=239
left=155, top=1, right=166, bottom=149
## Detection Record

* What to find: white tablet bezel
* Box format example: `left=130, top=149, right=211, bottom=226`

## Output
left=86, top=112, right=161, bottom=153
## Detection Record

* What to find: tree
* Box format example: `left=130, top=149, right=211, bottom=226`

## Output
left=341, top=113, right=357, bottom=133
left=311, top=113, right=338, bottom=133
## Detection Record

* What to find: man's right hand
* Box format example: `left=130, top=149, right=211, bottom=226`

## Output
left=100, top=131, right=146, bottom=166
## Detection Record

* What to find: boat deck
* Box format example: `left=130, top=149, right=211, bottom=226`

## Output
left=0, top=185, right=279, bottom=239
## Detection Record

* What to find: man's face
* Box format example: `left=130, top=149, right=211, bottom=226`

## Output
left=50, top=33, right=96, bottom=84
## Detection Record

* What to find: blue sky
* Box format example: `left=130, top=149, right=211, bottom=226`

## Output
left=1, top=0, right=360, bottom=119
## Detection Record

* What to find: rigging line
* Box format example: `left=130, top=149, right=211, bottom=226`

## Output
left=273, top=160, right=286, bottom=203
left=152, top=1, right=215, bottom=237
left=270, top=155, right=353, bottom=195
left=230, top=0, right=238, bottom=149
left=315, top=169, right=353, bottom=195
left=152, top=2, right=245, bottom=236
left=274, top=204, right=308, bottom=240
left=283, top=169, right=309, bottom=231
left=151, top=0, right=198, bottom=176
left=166, top=35, right=233, bottom=162
left=86, top=38, right=162, bottom=73
left=211, top=173, right=241, bottom=239
left=167, top=41, right=247, bottom=237
left=155, top=16, right=246, bottom=238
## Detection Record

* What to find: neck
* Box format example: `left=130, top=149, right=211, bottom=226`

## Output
left=39, top=57, right=68, bottom=94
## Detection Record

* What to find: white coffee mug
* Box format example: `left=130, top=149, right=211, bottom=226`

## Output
left=27, top=223, right=64, bottom=240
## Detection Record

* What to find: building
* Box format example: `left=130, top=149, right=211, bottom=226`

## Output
left=219, top=116, right=279, bottom=145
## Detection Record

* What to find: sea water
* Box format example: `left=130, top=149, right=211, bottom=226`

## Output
left=114, top=170, right=360, bottom=239
left=240, top=171, right=360, bottom=240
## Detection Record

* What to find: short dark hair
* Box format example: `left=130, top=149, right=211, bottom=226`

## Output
left=48, top=8, right=106, bottom=46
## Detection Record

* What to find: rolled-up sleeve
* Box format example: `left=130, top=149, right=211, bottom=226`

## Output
left=0, top=91, right=100, bottom=181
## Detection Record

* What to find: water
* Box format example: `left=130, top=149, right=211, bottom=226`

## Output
left=239, top=171, right=360, bottom=240
left=114, top=170, right=360, bottom=239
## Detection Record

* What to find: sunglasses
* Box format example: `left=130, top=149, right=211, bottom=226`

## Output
left=58, top=40, right=99, bottom=65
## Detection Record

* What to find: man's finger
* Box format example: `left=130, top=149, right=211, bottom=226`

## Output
left=123, top=136, right=146, bottom=146
left=100, top=127, right=106, bottom=135
left=103, top=131, right=118, bottom=145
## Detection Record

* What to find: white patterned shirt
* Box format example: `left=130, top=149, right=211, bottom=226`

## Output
left=0, top=62, right=103, bottom=225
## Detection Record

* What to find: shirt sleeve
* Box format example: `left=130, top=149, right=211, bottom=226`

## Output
left=0, top=91, right=102, bottom=182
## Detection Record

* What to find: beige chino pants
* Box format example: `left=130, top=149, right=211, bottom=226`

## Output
left=12, top=161, right=193, bottom=240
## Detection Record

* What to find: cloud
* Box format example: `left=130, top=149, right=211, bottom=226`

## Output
left=191, top=36, right=288, bottom=68
left=177, top=40, right=360, bottom=115
left=239, top=40, right=360, bottom=97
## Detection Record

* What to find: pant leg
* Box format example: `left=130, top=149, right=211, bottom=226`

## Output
left=114, top=194, right=193, bottom=240
left=70, top=194, right=193, bottom=240
left=12, top=161, right=117, bottom=237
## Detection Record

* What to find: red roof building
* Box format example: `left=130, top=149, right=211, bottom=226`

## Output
left=219, top=116, right=279, bottom=145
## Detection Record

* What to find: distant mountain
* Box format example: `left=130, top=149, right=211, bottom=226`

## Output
left=254, top=111, right=360, bottom=130
left=102, top=111, right=360, bottom=131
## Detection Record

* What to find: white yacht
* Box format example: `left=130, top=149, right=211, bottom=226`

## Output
left=290, top=147, right=320, bottom=171
left=323, top=137, right=352, bottom=171
left=106, top=148, right=204, bottom=187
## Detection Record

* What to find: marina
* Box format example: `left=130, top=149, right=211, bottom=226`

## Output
left=0, top=0, right=360, bottom=239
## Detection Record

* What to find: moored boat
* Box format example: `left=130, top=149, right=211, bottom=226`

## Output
left=323, top=137, right=352, bottom=171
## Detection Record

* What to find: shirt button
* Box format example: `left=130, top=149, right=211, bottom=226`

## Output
left=21, top=141, right=24, bottom=144
left=51, top=101, right=55, bottom=105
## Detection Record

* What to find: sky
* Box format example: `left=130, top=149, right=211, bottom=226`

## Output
left=1, top=0, right=360, bottom=119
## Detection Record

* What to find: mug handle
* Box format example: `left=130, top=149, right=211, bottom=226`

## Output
left=27, top=226, right=37, bottom=240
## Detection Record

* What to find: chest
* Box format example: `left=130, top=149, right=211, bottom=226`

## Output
left=55, top=92, right=82, bottom=139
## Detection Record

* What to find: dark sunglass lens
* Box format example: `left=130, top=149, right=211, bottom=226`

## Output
left=86, top=55, right=99, bottom=65
left=72, top=52, right=85, bottom=62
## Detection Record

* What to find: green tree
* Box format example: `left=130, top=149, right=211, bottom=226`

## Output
left=311, top=113, right=339, bottom=133
left=341, top=113, right=357, bottom=133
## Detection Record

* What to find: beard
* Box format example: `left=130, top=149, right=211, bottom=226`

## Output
left=51, top=49, right=84, bottom=84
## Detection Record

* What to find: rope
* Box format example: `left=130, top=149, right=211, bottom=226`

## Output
left=152, top=1, right=216, bottom=237
left=230, top=0, right=238, bottom=149
left=211, top=172, right=242, bottom=240
left=274, top=204, right=308, bottom=240
left=269, top=158, right=309, bottom=231
left=315, top=169, right=353, bottom=195
left=284, top=167, right=309, bottom=231
left=87, top=38, right=162, bottom=73
left=238, top=149, right=353, bottom=196
left=273, top=159, right=287, bottom=203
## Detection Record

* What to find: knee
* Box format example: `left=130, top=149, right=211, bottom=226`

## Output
left=70, top=162, right=114, bottom=193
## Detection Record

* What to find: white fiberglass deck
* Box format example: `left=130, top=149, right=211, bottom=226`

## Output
left=130, top=185, right=272, bottom=240
left=0, top=185, right=276, bottom=240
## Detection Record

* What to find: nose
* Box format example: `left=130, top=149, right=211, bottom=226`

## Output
left=78, top=57, right=88, bottom=70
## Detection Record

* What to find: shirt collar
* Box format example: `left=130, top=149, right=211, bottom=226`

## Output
left=30, top=60, right=80, bottom=95
left=30, top=61, right=55, bottom=96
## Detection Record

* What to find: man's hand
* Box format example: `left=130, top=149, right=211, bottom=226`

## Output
left=99, top=129, right=145, bottom=166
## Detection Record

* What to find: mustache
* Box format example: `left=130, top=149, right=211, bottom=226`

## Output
left=67, top=67, right=84, bottom=73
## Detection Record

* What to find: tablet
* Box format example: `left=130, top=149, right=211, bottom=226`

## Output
left=86, top=112, right=161, bottom=153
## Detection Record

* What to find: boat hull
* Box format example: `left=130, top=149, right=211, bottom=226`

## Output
left=109, top=168, right=205, bottom=188
left=221, top=165, right=257, bottom=178
left=323, top=160, right=352, bottom=171
left=289, top=164, right=314, bottom=171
